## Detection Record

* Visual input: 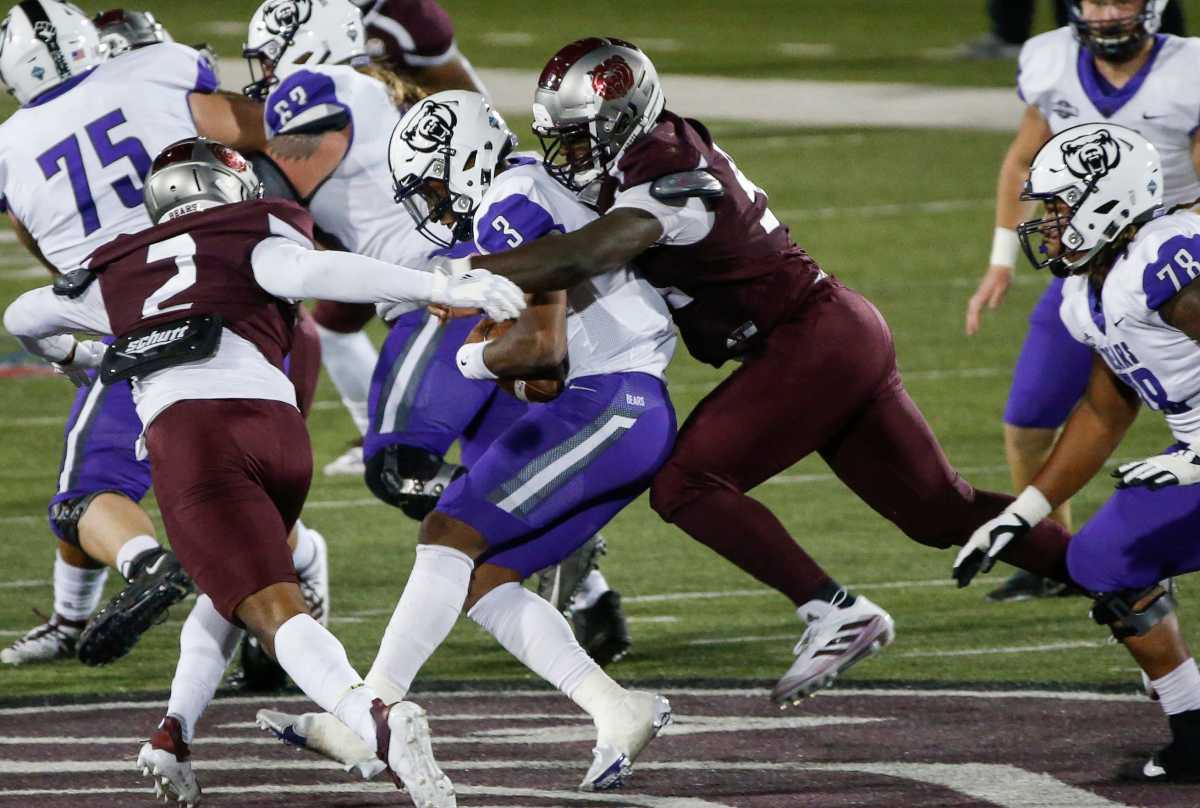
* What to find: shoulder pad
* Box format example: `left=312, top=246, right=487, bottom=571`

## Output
left=53, top=268, right=97, bottom=298
left=650, top=170, right=724, bottom=202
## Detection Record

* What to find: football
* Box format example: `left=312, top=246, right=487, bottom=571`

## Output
left=464, top=318, right=565, bottom=402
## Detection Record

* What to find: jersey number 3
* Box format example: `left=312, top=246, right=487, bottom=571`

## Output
left=35, top=109, right=151, bottom=237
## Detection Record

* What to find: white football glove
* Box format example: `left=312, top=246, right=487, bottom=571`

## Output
left=51, top=339, right=105, bottom=388
left=430, top=266, right=525, bottom=322
left=1113, top=448, right=1200, bottom=490
left=952, top=486, right=1052, bottom=588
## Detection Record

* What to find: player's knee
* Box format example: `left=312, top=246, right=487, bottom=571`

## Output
left=47, top=490, right=113, bottom=548
left=418, top=510, right=486, bottom=558
left=649, top=460, right=707, bottom=522
left=364, top=444, right=465, bottom=521
left=889, top=485, right=972, bottom=550
left=1003, top=424, right=1057, bottom=459
left=1089, top=583, right=1176, bottom=641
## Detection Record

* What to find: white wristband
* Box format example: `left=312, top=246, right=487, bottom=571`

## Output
left=989, top=227, right=1020, bottom=269
left=1009, top=485, right=1053, bottom=525
left=455, top=340, right=498, bottom=380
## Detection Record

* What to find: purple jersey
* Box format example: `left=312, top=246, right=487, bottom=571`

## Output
left=360, top=0, right=455, bottom=71
left=89, top=199, right=315, bottom=369
left=606, top=110, right=827, bottom=366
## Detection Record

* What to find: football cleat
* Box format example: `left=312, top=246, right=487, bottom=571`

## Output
left=772, top=594, right=894, bottom=707
left=137, top=715, right=200, bottom=807
left=257, top=708, right=385, bottom=780
left=0, top=610, right=84, bottom=665
left=371, top=699, right=457, bottom=807
left=536, top=534, right=606, bottom=612
left=1118, top=708, right=1200, bottom=783
left=580, top=691, right=671, bottom=791
left=984, top=569, right=1072, bottom=603
left=323, top=444, right=365, bottom=477
left=77, top=548, right=193, bottom=666
left=573, top=590, right=632, bottom=668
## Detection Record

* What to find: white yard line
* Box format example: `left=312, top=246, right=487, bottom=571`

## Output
left=777, top=198, right=992, bottom=221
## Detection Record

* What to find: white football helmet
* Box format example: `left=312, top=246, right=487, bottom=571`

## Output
left=243, top=0, right=368, bottom=100
left=388, top=90, right=516, bottom=247
left=1018, top=122, right=1163, bottom=277
left=0, top=1, right=106, bottom=105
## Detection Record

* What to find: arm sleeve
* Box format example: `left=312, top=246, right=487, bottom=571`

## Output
left=251, top=237, right=436, bottom=304
left=609, top=182, right=714, bottom=246
left=3, top=283, right=111, bottom=361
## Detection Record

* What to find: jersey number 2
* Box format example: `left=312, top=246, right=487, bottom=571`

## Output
left=142, top=234, right=197, bottom=318
left=35, top=109, right=151, bottom=237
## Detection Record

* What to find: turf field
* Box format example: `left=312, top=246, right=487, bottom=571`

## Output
left=2, top=3, right=1200, bottom=805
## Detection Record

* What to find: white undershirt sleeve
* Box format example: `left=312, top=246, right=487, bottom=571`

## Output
left=3, top=282, right=111, bottom=362
left=251, top=237, right=437, bottom=305
left=608, top=181, right=715, bottom=246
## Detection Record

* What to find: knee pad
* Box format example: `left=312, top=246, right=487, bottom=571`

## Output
left=364, top=444, right=465, bottom=521
left=47, top=490, right=115, bottom=546
left=1090, top=583, right=1176, bottom=639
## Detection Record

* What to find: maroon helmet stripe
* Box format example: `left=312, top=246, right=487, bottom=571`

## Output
left=537, top=36, right=610, bottom=91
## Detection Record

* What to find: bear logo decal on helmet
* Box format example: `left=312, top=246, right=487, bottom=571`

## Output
left=400, top=100, right=457, bottom=153
left=262, top=0, right=312, bottom=36
left=1061, top=129, right=1122, bottom=180
left=589, top=54, right=635, bottom=100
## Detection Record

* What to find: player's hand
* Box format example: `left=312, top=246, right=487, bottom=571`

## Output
left=1113, top=448, right=1200, bottom=490
left=428, top=304, right=482, bottom=323
left=965, top=265, right=1013, bottom=335
left=953, top=511, right=1032, bottom=588
left=51, top=340, right=104, bottom=387
left=434, top=268, right=526, bottom=322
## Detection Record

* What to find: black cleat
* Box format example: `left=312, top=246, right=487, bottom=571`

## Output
left=984, top=569, right=1073, bottom=603
left=1119, top=709, right=1200, bottom=783
left=573, top=590, right=632, bottom=667
left=226, top=633, right=289, bottom=692
left=77, top=549, right=193, bottom=666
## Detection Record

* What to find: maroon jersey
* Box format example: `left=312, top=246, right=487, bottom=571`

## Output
left=606, top=110, right=827, bottom=366
left=361, top=0, right=455, bottom=71
left=88, top=199, right=315, bottom=368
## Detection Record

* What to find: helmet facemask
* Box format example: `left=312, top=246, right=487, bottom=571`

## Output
left=1017, top=184, right=1103, bottom=277
left=393, top=163, right=476, bottom=249
left=1070, top=0, right=1163, bottom=63
left=242, top=29, right=292, bottom=100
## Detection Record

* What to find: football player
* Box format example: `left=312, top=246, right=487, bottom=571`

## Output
left=352, top=0, right=488, bottom=94
left=964, top=0, right=1200, bottom=601
left=3, top=137, right=524, bottom=807
left=956, top=123, right=1200, bottom=782
left=439, top=38, right=1082, bottom=706
left=258, top=91, right=676, bottom=791
left=0, top=1, right=264, bottom=666
left=244, top=0, right=632, bottom=665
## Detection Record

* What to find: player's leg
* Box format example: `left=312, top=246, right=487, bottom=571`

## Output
left=312, top=300, right=378, bottom=476
left=1065, top=484, right=1200, bottom=781
left=142, top=398, right=453, bottom=805
left=991, top=277, right=1091, bottom=602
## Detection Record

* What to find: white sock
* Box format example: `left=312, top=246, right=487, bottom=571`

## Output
left=365, top=544, right=473, bottom=703
left=291, top=519, right=318, bottom=577
left=115, top=534, right=161, bottom=580
left=52, top=549, right=108, bottom=623
left=1152, top=657, right=1200, bottom=716
left=469, top=582, right=603, bottom=704
left=273, top=613, right=379, bottom=748
left=570, top=669, right=629, bottom=721
left=315, top=325, right=376, bottom=436
left=571, top=569, right=611, bottom=612
left=166, top=595, right=243, bottom=743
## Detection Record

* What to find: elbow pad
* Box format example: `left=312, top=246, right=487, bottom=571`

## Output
left=248, top=152, right=301, bottom=203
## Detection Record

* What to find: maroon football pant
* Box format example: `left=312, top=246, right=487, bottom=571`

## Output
left=287, top=307, right=322, bottom=418
left=312, top=300, right=376, bottom=333
left=650, top=283, right=1072, bottom=607
left=146, top=398, right=312, bottom=622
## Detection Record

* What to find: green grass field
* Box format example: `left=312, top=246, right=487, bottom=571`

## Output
left=1, top=2, right=1196, bottom=702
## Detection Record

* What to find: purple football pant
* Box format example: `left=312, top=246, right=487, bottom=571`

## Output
left=1004, top=276, right=1093, bottom=429
left=1068, top=446, right=1200, bottom=592
left=365, top=308, right=526, bottom=461
left=48, top=373, right=150, bottom=540
left=437, top=372, right=676, bottom=579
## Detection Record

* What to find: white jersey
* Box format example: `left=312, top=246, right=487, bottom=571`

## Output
left=1019, top=29, right=1200, bottom=209
left=0, top=43, right=218, bottom=271
left=1061, top=211, right=1200, bottom=443
left=264, top=66, right=429, bottom=268
left=473, top=158, right=676, bottom=381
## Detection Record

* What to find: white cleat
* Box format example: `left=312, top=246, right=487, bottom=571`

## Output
left=323, top=445, right=365, bottom=477
left=374, top=700, right=456, bottom=808
left=298, top=528, right=330, bottom=626
left=1, top=613, right=82, bottom=665
left=772, top=593, right=895, bottom=707
left=136, top=720, right=200, bottom=807
left=580, top=691, right=672, bottom=791
left=256, top=708, right=384, bottom=780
